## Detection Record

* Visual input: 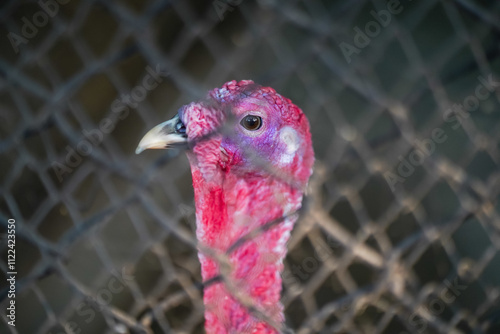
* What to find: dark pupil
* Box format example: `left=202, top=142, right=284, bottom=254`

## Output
left=242, top=115, right=261, bottom=130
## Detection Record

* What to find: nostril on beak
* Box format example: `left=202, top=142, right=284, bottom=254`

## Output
left=175, top=119, right=186, bottom=136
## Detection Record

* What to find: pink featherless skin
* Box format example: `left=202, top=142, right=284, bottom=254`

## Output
left=138, top=80, right=314, bottom=333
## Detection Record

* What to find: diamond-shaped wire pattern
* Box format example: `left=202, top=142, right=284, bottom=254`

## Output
left=0, top=0, right=499, bottom=333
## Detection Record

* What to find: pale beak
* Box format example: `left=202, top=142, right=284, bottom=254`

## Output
left=135, top=114, right=187, bottom=154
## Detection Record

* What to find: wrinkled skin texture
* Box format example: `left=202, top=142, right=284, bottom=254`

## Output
left=179, top=80, right=314, bottom=333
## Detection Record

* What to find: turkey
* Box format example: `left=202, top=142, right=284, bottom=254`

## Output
left=136, top=80, right=314, bottom=333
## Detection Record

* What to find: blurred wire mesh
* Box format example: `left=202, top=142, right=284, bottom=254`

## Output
left=0, top=0, right=499, bottom=333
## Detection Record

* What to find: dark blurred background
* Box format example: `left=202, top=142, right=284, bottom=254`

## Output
left=0, top=0, right=499, bottom=333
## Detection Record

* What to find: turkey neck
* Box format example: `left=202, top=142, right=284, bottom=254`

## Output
left=189, top=152, right=303, bottom=334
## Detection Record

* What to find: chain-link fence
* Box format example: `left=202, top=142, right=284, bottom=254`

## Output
left=0, top=0, right=500, bottom=333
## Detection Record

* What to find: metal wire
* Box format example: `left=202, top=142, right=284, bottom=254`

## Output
left=0, top=0, right=499, bottom=333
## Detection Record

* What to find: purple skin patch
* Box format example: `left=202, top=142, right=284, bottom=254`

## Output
left=178, top=97, right=291, bottom=173
left=221, top=98, right=286, bottom=172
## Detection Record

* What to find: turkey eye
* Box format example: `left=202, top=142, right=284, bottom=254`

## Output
left=240, top=115, right=262, bottom=131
